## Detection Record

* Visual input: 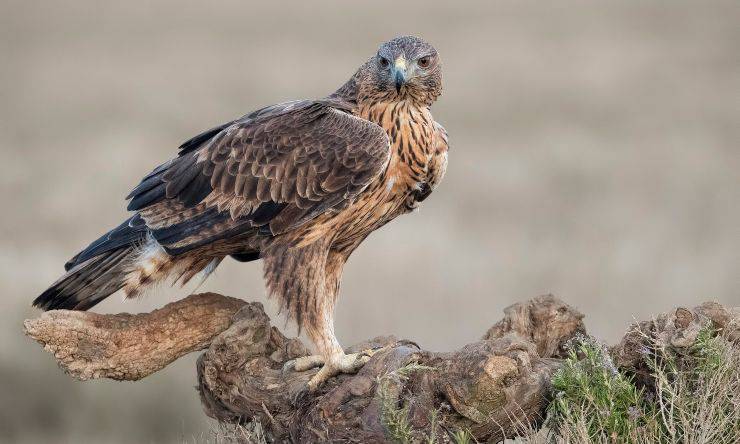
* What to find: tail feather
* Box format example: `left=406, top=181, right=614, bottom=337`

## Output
left=35, top=215, right=232, bottom=312
left=34, top=246, right=135, bottom=310
left=64, top=215, right=147, bottom=272
left=36, top=216, right=148, bottom=311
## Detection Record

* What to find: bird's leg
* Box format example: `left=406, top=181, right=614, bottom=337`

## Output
left=283, top=303, right=379, bottom=391
left=307, top=332, right=371, bottom=391
left=282, top=249, right=376, bottom=391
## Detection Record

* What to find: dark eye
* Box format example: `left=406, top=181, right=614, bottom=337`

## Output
left=379, top=56, right=390, bottom=68
left=418, top=56, right=431, bottom=68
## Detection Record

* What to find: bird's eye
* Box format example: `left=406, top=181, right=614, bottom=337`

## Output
left=379, top=57, right=390, bottom=68
left=417, top=56, right=431, bottom=69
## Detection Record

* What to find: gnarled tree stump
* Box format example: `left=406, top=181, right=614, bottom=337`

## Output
left=24, top=293, right=584, bottom=442
left=26, top=293, right=735, bottom=443
left=196, top=294, right=583, bottom=442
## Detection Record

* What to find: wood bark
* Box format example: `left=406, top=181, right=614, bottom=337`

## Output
left=196, top=294, right=584, bottom=443
left=23, top=293, right=246, bottom=380
left=611, top=301, right=740, bottom=391
left=24, top=293, right=584, bottom=442
left=25, top=293, right=735, bottom=443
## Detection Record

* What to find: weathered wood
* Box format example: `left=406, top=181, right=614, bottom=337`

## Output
left=23, top=293, right=246, bottom=380
left=34, top=292, right=716, bottom=442
left=611, top=301, right=740, bottom=391
left=483, top=294, right=586, bottom=359
left=196, top=296, right=585, bottom=443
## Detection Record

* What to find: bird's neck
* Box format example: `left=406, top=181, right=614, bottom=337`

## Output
left=359, top=100, right=435, bottom=188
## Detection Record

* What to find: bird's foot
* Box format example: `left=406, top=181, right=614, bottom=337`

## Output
left=283, top=348, right=381, bottom=392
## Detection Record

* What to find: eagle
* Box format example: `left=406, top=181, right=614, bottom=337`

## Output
left=34, top=36, right=448, bottom=390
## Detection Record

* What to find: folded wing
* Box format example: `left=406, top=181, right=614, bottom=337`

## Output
left=126, top=100, right=391, bottom=255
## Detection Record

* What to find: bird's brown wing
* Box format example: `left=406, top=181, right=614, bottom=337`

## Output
left=126, top=100, right=390, bottom=254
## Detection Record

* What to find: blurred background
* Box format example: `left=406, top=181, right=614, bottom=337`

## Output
left=1, top=0, right=738, bottom=442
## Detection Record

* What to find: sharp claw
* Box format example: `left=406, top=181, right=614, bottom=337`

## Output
left=357, top=345, right=387, bottom=360
left=282, top=359, right=296, bottom=375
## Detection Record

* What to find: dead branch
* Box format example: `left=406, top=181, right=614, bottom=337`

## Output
left=23, top=293, right=246, bottom=380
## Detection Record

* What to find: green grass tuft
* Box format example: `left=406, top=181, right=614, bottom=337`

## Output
left=645, top=324, right=740, bottom=443
left=449, top=428, right=474, bottom=444
left=547, top=334, right=649, bottom=440
left=537, top=325, right=740, bottom=443
left=377, top=363, right=435, bottom=443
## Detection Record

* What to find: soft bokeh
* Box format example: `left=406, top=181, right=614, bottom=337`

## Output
left=1, top=1, right=737, bottom=442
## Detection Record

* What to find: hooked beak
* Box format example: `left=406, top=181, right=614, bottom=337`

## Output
left=392, top=57, right=407, bottom=93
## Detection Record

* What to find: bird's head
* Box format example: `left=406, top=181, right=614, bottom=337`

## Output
left=356, top=36, right=442, bottom=107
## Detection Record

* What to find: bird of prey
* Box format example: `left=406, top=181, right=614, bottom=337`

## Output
left=35, top=36, right=448, bottom=389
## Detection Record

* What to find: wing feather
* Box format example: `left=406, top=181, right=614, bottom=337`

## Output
left=128, top=100, right=390, bottom=254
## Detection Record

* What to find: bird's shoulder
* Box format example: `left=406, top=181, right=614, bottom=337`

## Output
left=190, top=98, right=390, bottom=159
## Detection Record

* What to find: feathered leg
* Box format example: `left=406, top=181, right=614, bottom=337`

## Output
left=265, top=242, right=373, bottom=391
left=299, top=249, right=372, bottom=390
